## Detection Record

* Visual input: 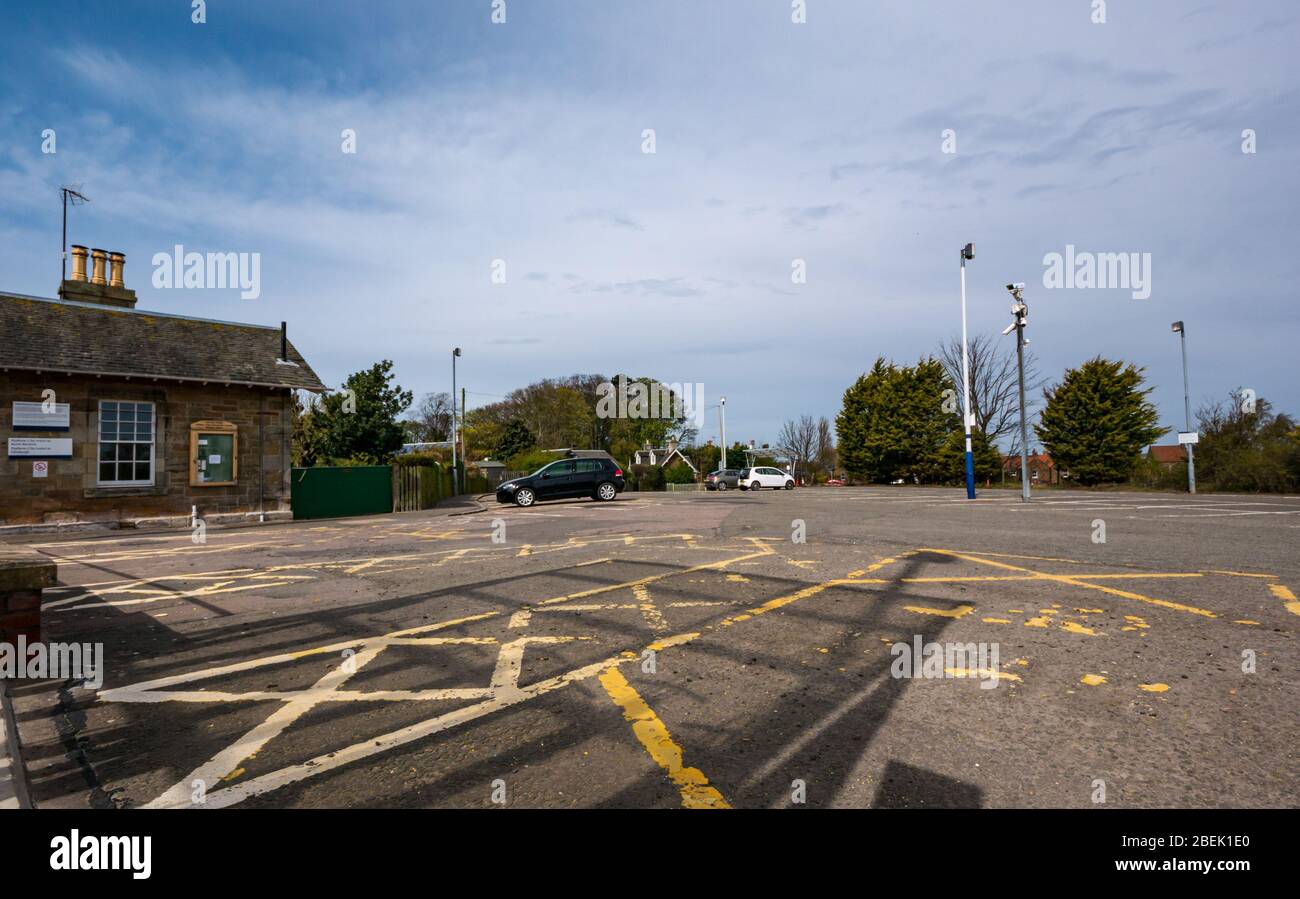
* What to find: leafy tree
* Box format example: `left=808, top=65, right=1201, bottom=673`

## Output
left=1034, top=357, right=1164, bottom=485
left=1193, top=392, right=1298, bottom=492
left=297, top=360, right=413, bottom=465
left=663, top=463, right=696, bottom=484
left=937, top=428, right=1002, bottom=483
left=836, top=356, right=960, bottom=482
left=494, top=419, right=535, bottom=460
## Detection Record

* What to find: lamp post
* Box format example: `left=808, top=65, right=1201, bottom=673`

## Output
left=959, top=243, right=977, bottom=499
left=451, top=347, right=462, bottom=494
left=1004, top=284, right=1031, bottom=502
left=719, top=396, right=727, bottom=470
left=1171, top=321, right=1196, bottom=494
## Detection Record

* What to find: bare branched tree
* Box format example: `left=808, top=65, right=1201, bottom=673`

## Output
left=815, top=416, right=836, bottom=474
left=410, top=391, right=453, bottom=442
left=939, top=334, right=1045, bottom=448
left=776, top=415, right=820, bottom=480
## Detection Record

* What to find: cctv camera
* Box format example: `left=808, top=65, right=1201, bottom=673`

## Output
left=1006, top=282, right=1026, bottom=292
left=1001, top=322, right=1016, bottom=336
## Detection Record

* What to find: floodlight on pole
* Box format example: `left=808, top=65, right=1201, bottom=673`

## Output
left=451, top=347, right=462, bottom=495
left=1171, top=321, right=1196, bottom=494
left=719, top=396, right=727, bottom=471
left=959, top=242, right=977, bottom=499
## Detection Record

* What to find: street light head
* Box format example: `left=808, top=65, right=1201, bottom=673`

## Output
left=962, top=243, right=975, bottom=260
left=1171, top=321, right=1183, bottom=334
left=1006, top=282, right=1025, bottom=293
left=453, top=347, right=462, bottom=357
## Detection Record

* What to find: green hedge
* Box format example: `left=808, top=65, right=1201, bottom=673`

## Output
left=631, top=464, right=665, bottom=491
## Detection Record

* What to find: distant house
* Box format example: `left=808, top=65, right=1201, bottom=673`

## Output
left=632, top=439, right=698, bottom=475
left=1002, top=450, right=1063, bottom=485
left=471, top=459, right=507, bottom=486
left=1147, top=444, right=1188, bottom=467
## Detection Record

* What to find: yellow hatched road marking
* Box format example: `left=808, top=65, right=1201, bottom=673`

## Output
left=598, top=667, right=730, bottom=809
left=916, top=549, right=1219, bottom=618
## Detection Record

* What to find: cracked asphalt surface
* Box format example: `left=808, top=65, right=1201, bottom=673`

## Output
left=5, top=486, right=1297, bottom=808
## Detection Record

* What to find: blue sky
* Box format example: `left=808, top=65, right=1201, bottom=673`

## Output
left=2, top=0, right=1297, bottom=447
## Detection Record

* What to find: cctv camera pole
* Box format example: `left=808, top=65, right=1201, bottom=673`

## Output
left=1006, top=285, right=1031, bottom=503
left=959, top=244, right=977, bottom=499
left=1173, top=322, right=1196, bottom=494
left=1016, top=318, right=1030, bottom=503
left=451, top=347, right=461, bottom=495
left=719, top=396, right=727, bottom=470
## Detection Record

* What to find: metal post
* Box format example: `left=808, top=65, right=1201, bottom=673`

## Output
left=1016, top=320, right=1030, bottom=503
left=1179, top=327, right=1196, bottom=494
left=720, top=397, right=727, bottom=470
left=451, top=348, right=459, bottom=495
left=960, top=245, right=976, bottom=499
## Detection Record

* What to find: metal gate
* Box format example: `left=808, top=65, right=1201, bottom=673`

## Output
left=291, top=466, right=393, bottom=520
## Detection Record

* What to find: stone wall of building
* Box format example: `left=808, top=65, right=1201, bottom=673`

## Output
left=0, top=371, right=293, bottom=525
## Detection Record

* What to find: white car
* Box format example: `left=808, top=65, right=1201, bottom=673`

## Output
left=740, top=466, right=795, bottom=490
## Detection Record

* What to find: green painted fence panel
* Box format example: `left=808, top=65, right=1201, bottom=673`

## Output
left=291, top=465, right=393, bottom=520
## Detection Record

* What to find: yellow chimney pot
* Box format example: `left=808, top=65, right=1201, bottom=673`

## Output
left=89, top=248, right=108, bottom=286
left=70, top=245, right=89, bottom=282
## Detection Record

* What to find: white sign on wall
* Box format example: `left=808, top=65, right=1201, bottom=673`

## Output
left=33, top=461, right=49, bottom=478
left=12, top=401, right=71, bottom=431
left=7, top=437, right=73, bottom=459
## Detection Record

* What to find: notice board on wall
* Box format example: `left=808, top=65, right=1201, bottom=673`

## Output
left=190, top=420, right=238, bottom=486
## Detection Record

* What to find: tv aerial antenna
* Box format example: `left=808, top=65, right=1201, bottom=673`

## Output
left=60, top=185, right=90, bottom=281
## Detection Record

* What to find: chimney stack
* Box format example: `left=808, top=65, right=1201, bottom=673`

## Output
left=60, top=247, right=138, bottom=309
left=70, top=245, right=88, bottom=282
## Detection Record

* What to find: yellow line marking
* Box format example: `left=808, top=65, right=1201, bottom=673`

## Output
left=632, top=583, right=669, bottom=632
left=904, top=604, right=974, bottom=619
left=597, top=667, right=731, bottom=810
left=1060, top=621, right=1099, bottom=636
left=982, top=617, right=1012, bottom=624
left=1206, top=570, right=1277, bottom=579
left=917, top=549, right=1219, bottom=618
left=945, top=667, right=1021, bottom=683
left=538, top=548, right=773, bottom=608
left=1138, top=683, right=1170, bottom=693
left=1268, top=583, right=1300, bottom=617
left=1080, top=674, right=1107, bottom=686
left=939, top=549, right=1092, bottom=565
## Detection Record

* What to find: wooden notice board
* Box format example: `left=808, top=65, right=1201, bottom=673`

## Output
left=190, top=420, right=238, bottom=486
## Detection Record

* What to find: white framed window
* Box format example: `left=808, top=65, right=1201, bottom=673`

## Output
left=97, top=400, right=155, bottom=486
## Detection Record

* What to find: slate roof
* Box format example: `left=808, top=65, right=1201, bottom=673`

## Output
left=0, top=292, right=325, bottom=391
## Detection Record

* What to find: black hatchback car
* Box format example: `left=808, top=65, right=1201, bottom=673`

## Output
left=496, top=457, right=626, bottom=507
